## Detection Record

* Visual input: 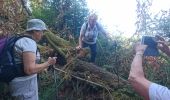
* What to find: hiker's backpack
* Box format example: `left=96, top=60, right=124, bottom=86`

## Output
left=0, top=35, right=33, bottom=83
left=84, top=22, right=100, bottom=32
left=83, top=22, right=100, bottom=42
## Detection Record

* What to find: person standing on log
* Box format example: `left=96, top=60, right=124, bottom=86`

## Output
left=9, top=19, right=57, bottom=100
left=76, top=13, right=109, bottom=63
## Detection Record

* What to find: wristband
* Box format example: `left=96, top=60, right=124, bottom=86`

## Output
left=136, top=52, right=143, bottom=56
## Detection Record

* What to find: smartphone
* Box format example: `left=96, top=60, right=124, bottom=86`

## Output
left=141, top=36, right=159, bottom=56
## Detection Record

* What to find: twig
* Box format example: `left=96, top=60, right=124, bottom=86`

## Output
left=53, top=66, right=115, bottom=91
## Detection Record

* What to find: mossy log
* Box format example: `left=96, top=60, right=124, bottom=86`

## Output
left=44, top=31, right=71, bottom=48
left=43, top=30, right=128, bottom=89
left=44, top=30, right=73, bottom=58
left=56, top=59, right=129, bottom=90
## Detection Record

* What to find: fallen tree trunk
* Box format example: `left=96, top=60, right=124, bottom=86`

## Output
left=44, top=30, right=129, bottom=90
left=55, top=59, right=129, bottom=90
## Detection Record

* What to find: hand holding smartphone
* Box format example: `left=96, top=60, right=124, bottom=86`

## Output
left=141, top=36, right=159, bottom=56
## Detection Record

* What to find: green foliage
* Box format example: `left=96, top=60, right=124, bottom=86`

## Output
left=30, top=0, right=58, bottom=27
left=96, top=34, right=137, bottom=79
left=133, top=0, right=170, bottom=89
left=135, top=0, right=153, bottom=35
left=30, top=0, right=89, bottom=38
left=155, top=10, right=170, bottom=37
left=28, top=0, right=170, bottom=99
left=111, top=87, right=142, bottom=100
left=2, top=0, right=170, bottom=99
left=135, top=0, right=170, bottom=38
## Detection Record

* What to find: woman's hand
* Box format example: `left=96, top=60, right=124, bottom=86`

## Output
left=157, top=41, right=170, bottom=54
left=76, top=45, right=82, bottom=50
left=156, top=35, right=170, bottom=55
left=134, top=42, right=147, bottom=55
left=47, top=57, right=57, bottom=66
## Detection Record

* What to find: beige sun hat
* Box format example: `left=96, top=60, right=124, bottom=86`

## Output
left=26, top=19, right=47, bottom=31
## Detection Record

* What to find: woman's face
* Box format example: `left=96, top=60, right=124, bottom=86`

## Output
left=88, top=15, right=97, bottom=28
left=89, top=18, right=97, bottom=27
left=33, top=30, right=43, bottom=41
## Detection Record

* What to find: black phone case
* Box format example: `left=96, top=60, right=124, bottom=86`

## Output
left=141, top=36, right=159, bottom=56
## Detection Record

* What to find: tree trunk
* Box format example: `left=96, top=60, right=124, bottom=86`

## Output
left=45, top=31, right=129, bottom=90
left=56, top=59, right=128, bottom=90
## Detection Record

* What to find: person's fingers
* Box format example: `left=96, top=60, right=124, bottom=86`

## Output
left=136, top=42, right=141, bottom=45
left=134, top=43, right=147, bottom=52
left=133, top=42, right=140, bottom=49
left=143, top=44, right=148, bottom=48
left=47, top=57, right=57, bottom=65
left=155, top=35, right=165, bottom=41
left=76, top=46, right=80, bottom=49
left=53, top=57, right=57, bottom=59
left=157, top=41, right=165, bottom=44
left=157, top=41, right=168, bottom=48
left=51, top=57, right=57, bottom=64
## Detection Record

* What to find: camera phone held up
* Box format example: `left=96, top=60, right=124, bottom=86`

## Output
left=141, top=36, right=159, bottom=56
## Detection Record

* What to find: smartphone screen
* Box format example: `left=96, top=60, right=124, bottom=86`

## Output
left=141, top=36, right=159, bottom=56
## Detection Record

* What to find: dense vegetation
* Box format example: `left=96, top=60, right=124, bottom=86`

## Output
left=33, top=0, right=170, bottom=99
left=1, top=0, right=170, bottom=100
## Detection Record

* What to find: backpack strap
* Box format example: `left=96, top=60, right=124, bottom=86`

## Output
left=11, top=35, right=36, bottom=76
left=84, top=22, right=99, bottom=33
left=0, top=35, right=37, bottom=82
left=82, top=22, right=88, bottom=38
left=36, top=47, right=41, bottom=64
left=85, top=22, right=88, bottom=32
left=0, top=35, right=33, bottom=65
left=11, top=35, right=35, bottom=64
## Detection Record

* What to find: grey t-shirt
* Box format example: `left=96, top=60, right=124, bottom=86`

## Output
left=11, top=37, right=39, bottom=82
left=9, top=37, right=40, bottom=99
left=80, top=22, right=106, bottom=44
left=149, top=83, right=170, bottom=100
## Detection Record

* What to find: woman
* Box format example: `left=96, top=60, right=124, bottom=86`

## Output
left=9, top=19, right=56, bottom=100
left=77, top=13, right=108, bottom=63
